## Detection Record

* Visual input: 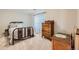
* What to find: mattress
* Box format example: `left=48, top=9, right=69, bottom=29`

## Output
left=54, top=34, right=67, bottom=39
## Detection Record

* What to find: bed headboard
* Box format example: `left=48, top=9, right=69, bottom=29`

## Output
left=9, top=21, right=23, bottom=24
left=8, top=21, right=23, bottom=28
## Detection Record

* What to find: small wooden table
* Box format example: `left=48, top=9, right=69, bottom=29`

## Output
left=51, top=36, right=71, bottom=50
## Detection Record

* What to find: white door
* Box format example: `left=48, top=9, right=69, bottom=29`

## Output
left=34, top=14, right=45, bottom=34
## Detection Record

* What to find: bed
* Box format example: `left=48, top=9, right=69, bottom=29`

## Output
left=7, top=21, right=34, bottom=45
left=51, top=33, right=74, bottom=50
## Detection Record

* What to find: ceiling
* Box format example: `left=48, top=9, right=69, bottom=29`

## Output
left=0, top=9, right=45, bottom=15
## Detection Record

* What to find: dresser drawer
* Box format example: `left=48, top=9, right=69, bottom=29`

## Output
left=42, top=24, right=50, bottom=27
left=42, top=28, right=51, bottom=32
left=43, top=31, right=51, bottom=35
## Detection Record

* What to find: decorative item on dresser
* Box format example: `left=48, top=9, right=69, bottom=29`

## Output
left=42, top=20, right=54, bottom=41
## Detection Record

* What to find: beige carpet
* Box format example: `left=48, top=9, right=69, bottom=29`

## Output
left=0, top=34, right=51, bottom=50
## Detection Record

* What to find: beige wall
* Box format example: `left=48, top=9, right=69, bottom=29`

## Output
left=0, top=10, right=33, bottom=35
left=75, top=10, right=79, bottom=50
left=44, top=9, right=77, bottom=34
left=77, top=10, right=79, bottom=28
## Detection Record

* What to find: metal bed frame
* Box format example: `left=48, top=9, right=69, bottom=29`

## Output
left=9, top=27, right=34, bottom=45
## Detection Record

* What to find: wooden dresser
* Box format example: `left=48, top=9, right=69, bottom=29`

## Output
left=42, top=20, right=54, bottom=40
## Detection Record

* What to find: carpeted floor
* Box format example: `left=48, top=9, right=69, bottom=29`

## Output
left=0, top=34, right=51, bottom=50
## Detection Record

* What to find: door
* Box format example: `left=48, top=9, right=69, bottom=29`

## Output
left=34, top=14, right=45, bottom=34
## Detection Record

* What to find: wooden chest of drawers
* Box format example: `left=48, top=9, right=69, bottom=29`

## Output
left=42, top=20, right=54, bottom=40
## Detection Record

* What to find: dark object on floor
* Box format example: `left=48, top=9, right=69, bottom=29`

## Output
left=4, top=29, right=9, bottom=36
